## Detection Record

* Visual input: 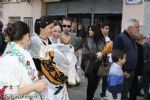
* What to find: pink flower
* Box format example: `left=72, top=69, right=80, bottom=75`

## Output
left=6, top=51, right=11, bottom=54
left=28, top=71, right=34, bottom=76
left=0, top=86, right=7, bottom=100
left=33, top=75, right=36, bottom=80
left=26, top=60, right=30, bottom=66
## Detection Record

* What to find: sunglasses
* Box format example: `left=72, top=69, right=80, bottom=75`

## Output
left=62, top=25, right=71, bottom=28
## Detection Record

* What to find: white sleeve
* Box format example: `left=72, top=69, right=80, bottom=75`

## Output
left=0, top=56, right=21, bottom=95
left=29, top=36, right=42, bottom=58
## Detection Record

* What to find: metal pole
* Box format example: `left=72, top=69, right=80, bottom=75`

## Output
left=91, top=12, right=94, bottom=25
left=91, top=0, right=95, bottom=25
left=66, top=0, right=68, bottom=17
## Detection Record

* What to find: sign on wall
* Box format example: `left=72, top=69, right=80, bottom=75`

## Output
left=126, top=0, right=142, bottom=5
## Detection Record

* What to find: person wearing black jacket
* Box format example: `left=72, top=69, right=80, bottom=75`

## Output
left=82, top=25, right=105, bottom=100
left=0, top=20, right=7, bottom=55
left=100, top=22, right=111, bottom=100
left=129, top=33, right=144, bottom=100
left=142, top=34, right=150, bottom=100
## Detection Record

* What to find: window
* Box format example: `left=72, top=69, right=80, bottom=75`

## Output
left=0, top=11, right=2, bottom=18
left=9, top=17, right=21, bottom=23
left=23, top=17, right=33, bottom=34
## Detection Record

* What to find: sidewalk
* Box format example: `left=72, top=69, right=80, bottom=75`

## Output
left=68, top=68, right=144, bottom=100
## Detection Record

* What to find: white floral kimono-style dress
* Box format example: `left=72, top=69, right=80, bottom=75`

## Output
left=0, top=42, right=41, bottom=100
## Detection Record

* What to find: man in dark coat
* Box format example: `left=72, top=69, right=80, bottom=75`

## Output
left=142, top=34, right=150, bottom=100
left=130, top=33, right=144, bottom=100
left=113, top=19, right=139, bottom=100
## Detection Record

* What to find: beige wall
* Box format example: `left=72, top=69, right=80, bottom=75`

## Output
left=32, top=0, right=46, bottom=26
left=1, top=0, right=44, bottom=26
left=143, top=1, right=150, bottom=34
left=0, top=0, right=47, bottom=34
left=0, top=8, right=2, bottom=21
left=3, top=2, right=32, bottom=24
left=121, top=0, right=144, bottom=32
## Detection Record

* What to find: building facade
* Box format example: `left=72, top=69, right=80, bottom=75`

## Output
left=0, top=0, right=44, bottom=34
left=0, top=0, right=149, bottom=35
left=46, top=0, right=123, bottom=35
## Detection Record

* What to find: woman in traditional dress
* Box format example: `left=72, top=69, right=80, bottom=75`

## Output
left=0, top=21, right=47, bottom=100
left=29, top=16, right=69, bottom=100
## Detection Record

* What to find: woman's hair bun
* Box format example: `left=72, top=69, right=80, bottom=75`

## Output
left=4, top=21, right=29, bottom=41
left=5, top=24, right=15, bottom=37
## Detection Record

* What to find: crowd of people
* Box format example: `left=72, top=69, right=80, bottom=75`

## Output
left=0, top=16, right=150, bottom=100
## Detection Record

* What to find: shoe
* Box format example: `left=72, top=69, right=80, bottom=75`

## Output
left=101, top=96, right=108, bottom=100
left=144, top=96, right=148, bottom=100
left=144, top=93, right=150, bottom=100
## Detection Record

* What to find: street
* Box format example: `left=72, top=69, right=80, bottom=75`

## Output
left=68, top=68, right=144, bottom=100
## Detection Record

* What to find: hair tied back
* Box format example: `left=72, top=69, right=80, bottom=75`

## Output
left=7, top=26, right=15, bottom=35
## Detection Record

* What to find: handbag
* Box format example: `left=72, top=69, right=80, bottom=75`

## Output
left=97, top=66, right=110, bottom=77
left=40, top=51, right=68, bottom=85
left=97, top=41, right=112, bottom=76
